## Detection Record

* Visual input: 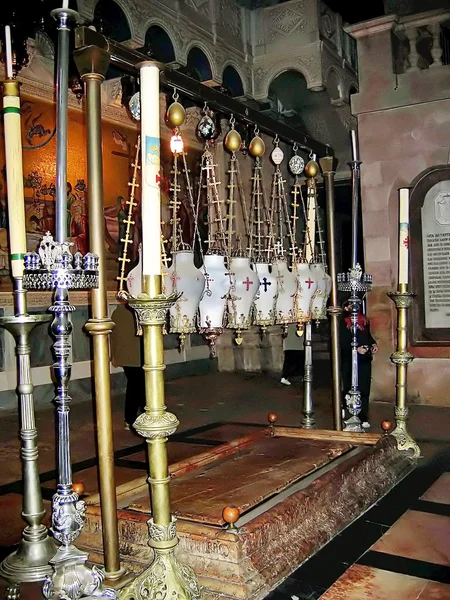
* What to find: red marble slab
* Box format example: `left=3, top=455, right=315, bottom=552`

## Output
left=371, top=510, right=450, bottom=567
left=126, top=437, right=352, bottom=525
left=320, top=564, right=428, bottom=599
left=418, top=581, right=450, bottom=599
left=420, top=473, right=450, bottom=505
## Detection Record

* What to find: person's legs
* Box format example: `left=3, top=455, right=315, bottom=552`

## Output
left=123, top=366, right=142, bottom=426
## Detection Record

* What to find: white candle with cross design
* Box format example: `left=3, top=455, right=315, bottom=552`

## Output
left=398, top=187, right=410, bottom=286
left=139, top=63, right=162, bottom=277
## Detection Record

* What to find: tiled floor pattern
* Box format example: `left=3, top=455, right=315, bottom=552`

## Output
left=266, top=451, right=450, bottom=600
left=0, top=373, right=449, bottom=598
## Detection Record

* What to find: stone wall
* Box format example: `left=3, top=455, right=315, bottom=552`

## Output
left=347, top=10, right=450, bottom=407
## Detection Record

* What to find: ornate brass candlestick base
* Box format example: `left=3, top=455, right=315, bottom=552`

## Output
left=0, top=280, right=56, bottom=584
left=301, top=321, right=315, bottom=429
left=119, top=277, right=201, bottom=600
left=23, top=235, right=115, bottom=600
left=388, top=286, right=420, bottom=458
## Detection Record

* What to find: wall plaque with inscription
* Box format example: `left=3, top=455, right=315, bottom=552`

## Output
left=410, top=165, right=450, bottom=345
left=422, top=183, right=450, bottom=329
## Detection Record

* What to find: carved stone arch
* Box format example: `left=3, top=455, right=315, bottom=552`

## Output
left=88, top=0, right=137, bottom=42
left=221, top=61, right=247, bottom=97
left=256, top=64, right=315, bottom=102
left=324, top=65, right=345, bottom=104
left=141, top=20, right=182, bottom=64
left=183, top=41, right=220, bottom=83
left=347, top=80, right=359, bottom=99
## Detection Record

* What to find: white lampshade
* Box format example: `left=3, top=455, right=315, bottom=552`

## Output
left=168, top=251, right=205, bottom=334
left=274, top=259, right=297, bottom=325
left=198, top=254, right=230, bottom=329
left=310, top=263, right=331, bottom=321
left=253, top=262, right=278, bottom=327
left=227, top=257, right=260, bottom=330
left=294, top=262, right=318, bottom=324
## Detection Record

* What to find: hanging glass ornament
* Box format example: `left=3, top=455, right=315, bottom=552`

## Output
left=289, top=146, right=305, bottom=175
left=249, top=131, right=265, bottom=157
left=271, top=136, right=284, bottom=165
left=129, top=91, right=140, bottom=121
left=225, top=117, right=242, bottom=153
left=166, top=93, right=186, bottom=128
left=197, top=104, right=217, bottom=141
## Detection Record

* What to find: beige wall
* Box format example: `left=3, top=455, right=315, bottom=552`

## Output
left=349, top=12, right=450, bottom=407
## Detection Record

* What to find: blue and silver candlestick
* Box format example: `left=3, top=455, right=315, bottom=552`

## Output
left=337, top=265, right=372, bottom=432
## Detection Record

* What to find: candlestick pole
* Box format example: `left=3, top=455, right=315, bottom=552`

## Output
left=0, top=78, right=56, bottom=583
left=319, top=156, right=342, bottom=430
left=118, top=61, right=200, bottom=600
left=22, top=6, right=115, bottom=599
left=74, top=43, right=130, bottom=587
left=301, top=165, right=318, bottom=429
left=388, top=285, right=420, bottom=458
left=337, top=131, right=372, bottom=433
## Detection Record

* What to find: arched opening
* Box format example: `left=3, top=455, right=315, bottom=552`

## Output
left=326, top=69, right=342, bottom=103
left=349, top=85, right=358, bottom=101
left=185, top=47, right=213, bottom=82
left=141, top=25, right=176, bottom=63
left=222, top=65, right=244, bottom=98
left=93, top=0, right=131, bottom=42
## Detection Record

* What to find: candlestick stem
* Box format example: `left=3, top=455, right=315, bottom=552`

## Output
left=118, top=278, right=201, bottom=600
left=387, top=286, right=420, bottom=458
left=0, top=279, right=56, bottom=584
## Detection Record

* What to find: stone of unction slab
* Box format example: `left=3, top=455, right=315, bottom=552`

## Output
left=422, top=181, right=450, bottom=328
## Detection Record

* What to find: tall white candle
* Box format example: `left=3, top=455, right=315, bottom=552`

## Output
left=3, top=84, right=27, bottom=277
left=398, top=187, right=410, bottom=286
left=140, top=63, right=162, bottom=276
left=62, top=0, right=69, bottom=9
left=350, top=129, right=359, bottom=162
left=4, top=26, right=13, bottom=79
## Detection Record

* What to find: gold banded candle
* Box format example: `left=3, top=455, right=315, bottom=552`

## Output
left=3, top=79, right=27, bottom=278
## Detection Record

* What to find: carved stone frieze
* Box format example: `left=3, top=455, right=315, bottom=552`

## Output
left=184, top=0, right=211, bottom=20
left=264, top=1, right=311, bottom=44
left=252, top=48, right=323, bottom=100
left=219, top=0, right=241, bottom=39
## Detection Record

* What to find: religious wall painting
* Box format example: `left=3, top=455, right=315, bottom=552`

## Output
left=410, top=164, right=450, bottom=345
left=0, top=94, right=139, bottom=291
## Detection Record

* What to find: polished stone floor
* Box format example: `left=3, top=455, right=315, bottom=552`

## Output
left=0, top=371, right=449, bottom=599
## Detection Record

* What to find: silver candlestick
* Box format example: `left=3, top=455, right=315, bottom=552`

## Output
left=337, top=264, right=372, bottom=432
left=23, top=237, right=114, bottom=599
left=20, top=3, right=116, bottom=598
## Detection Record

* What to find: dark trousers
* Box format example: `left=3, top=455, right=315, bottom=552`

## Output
left=282, top=350, right=305, bottom=379
left=123, top=366, right=146, bottom=425
left=342, top=359, right=372, bottom=422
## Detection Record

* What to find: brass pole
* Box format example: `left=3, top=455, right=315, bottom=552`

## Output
left=388, top=283, right=420, bottom=458
left=73, top=45, right=127, bottom=583
left=319, top=156, right=342, bottom=431
left=119, top=276, right=200, bottom=600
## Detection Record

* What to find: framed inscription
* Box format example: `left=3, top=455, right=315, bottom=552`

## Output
left=410, top=165, right=450, bottom=345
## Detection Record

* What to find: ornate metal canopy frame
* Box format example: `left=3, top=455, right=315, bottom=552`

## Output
left=74, top=26, right=334, bottom=159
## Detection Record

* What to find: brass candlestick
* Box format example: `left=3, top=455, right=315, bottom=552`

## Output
left=0, top=281, right=56, bottom=584
left=74, top=42, right=130, bottom=586
left=0, top=70, right=56, bottom=583
left=388, top=284, right=420, bottom=458
left=119, top=276, right=201, bottom=600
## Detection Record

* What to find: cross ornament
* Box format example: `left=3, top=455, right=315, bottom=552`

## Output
left=305, top=278, right=314, bottom=289
left=242, top=277, right=254, bottom=291
left=261, top=277, right=272, bottom=292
